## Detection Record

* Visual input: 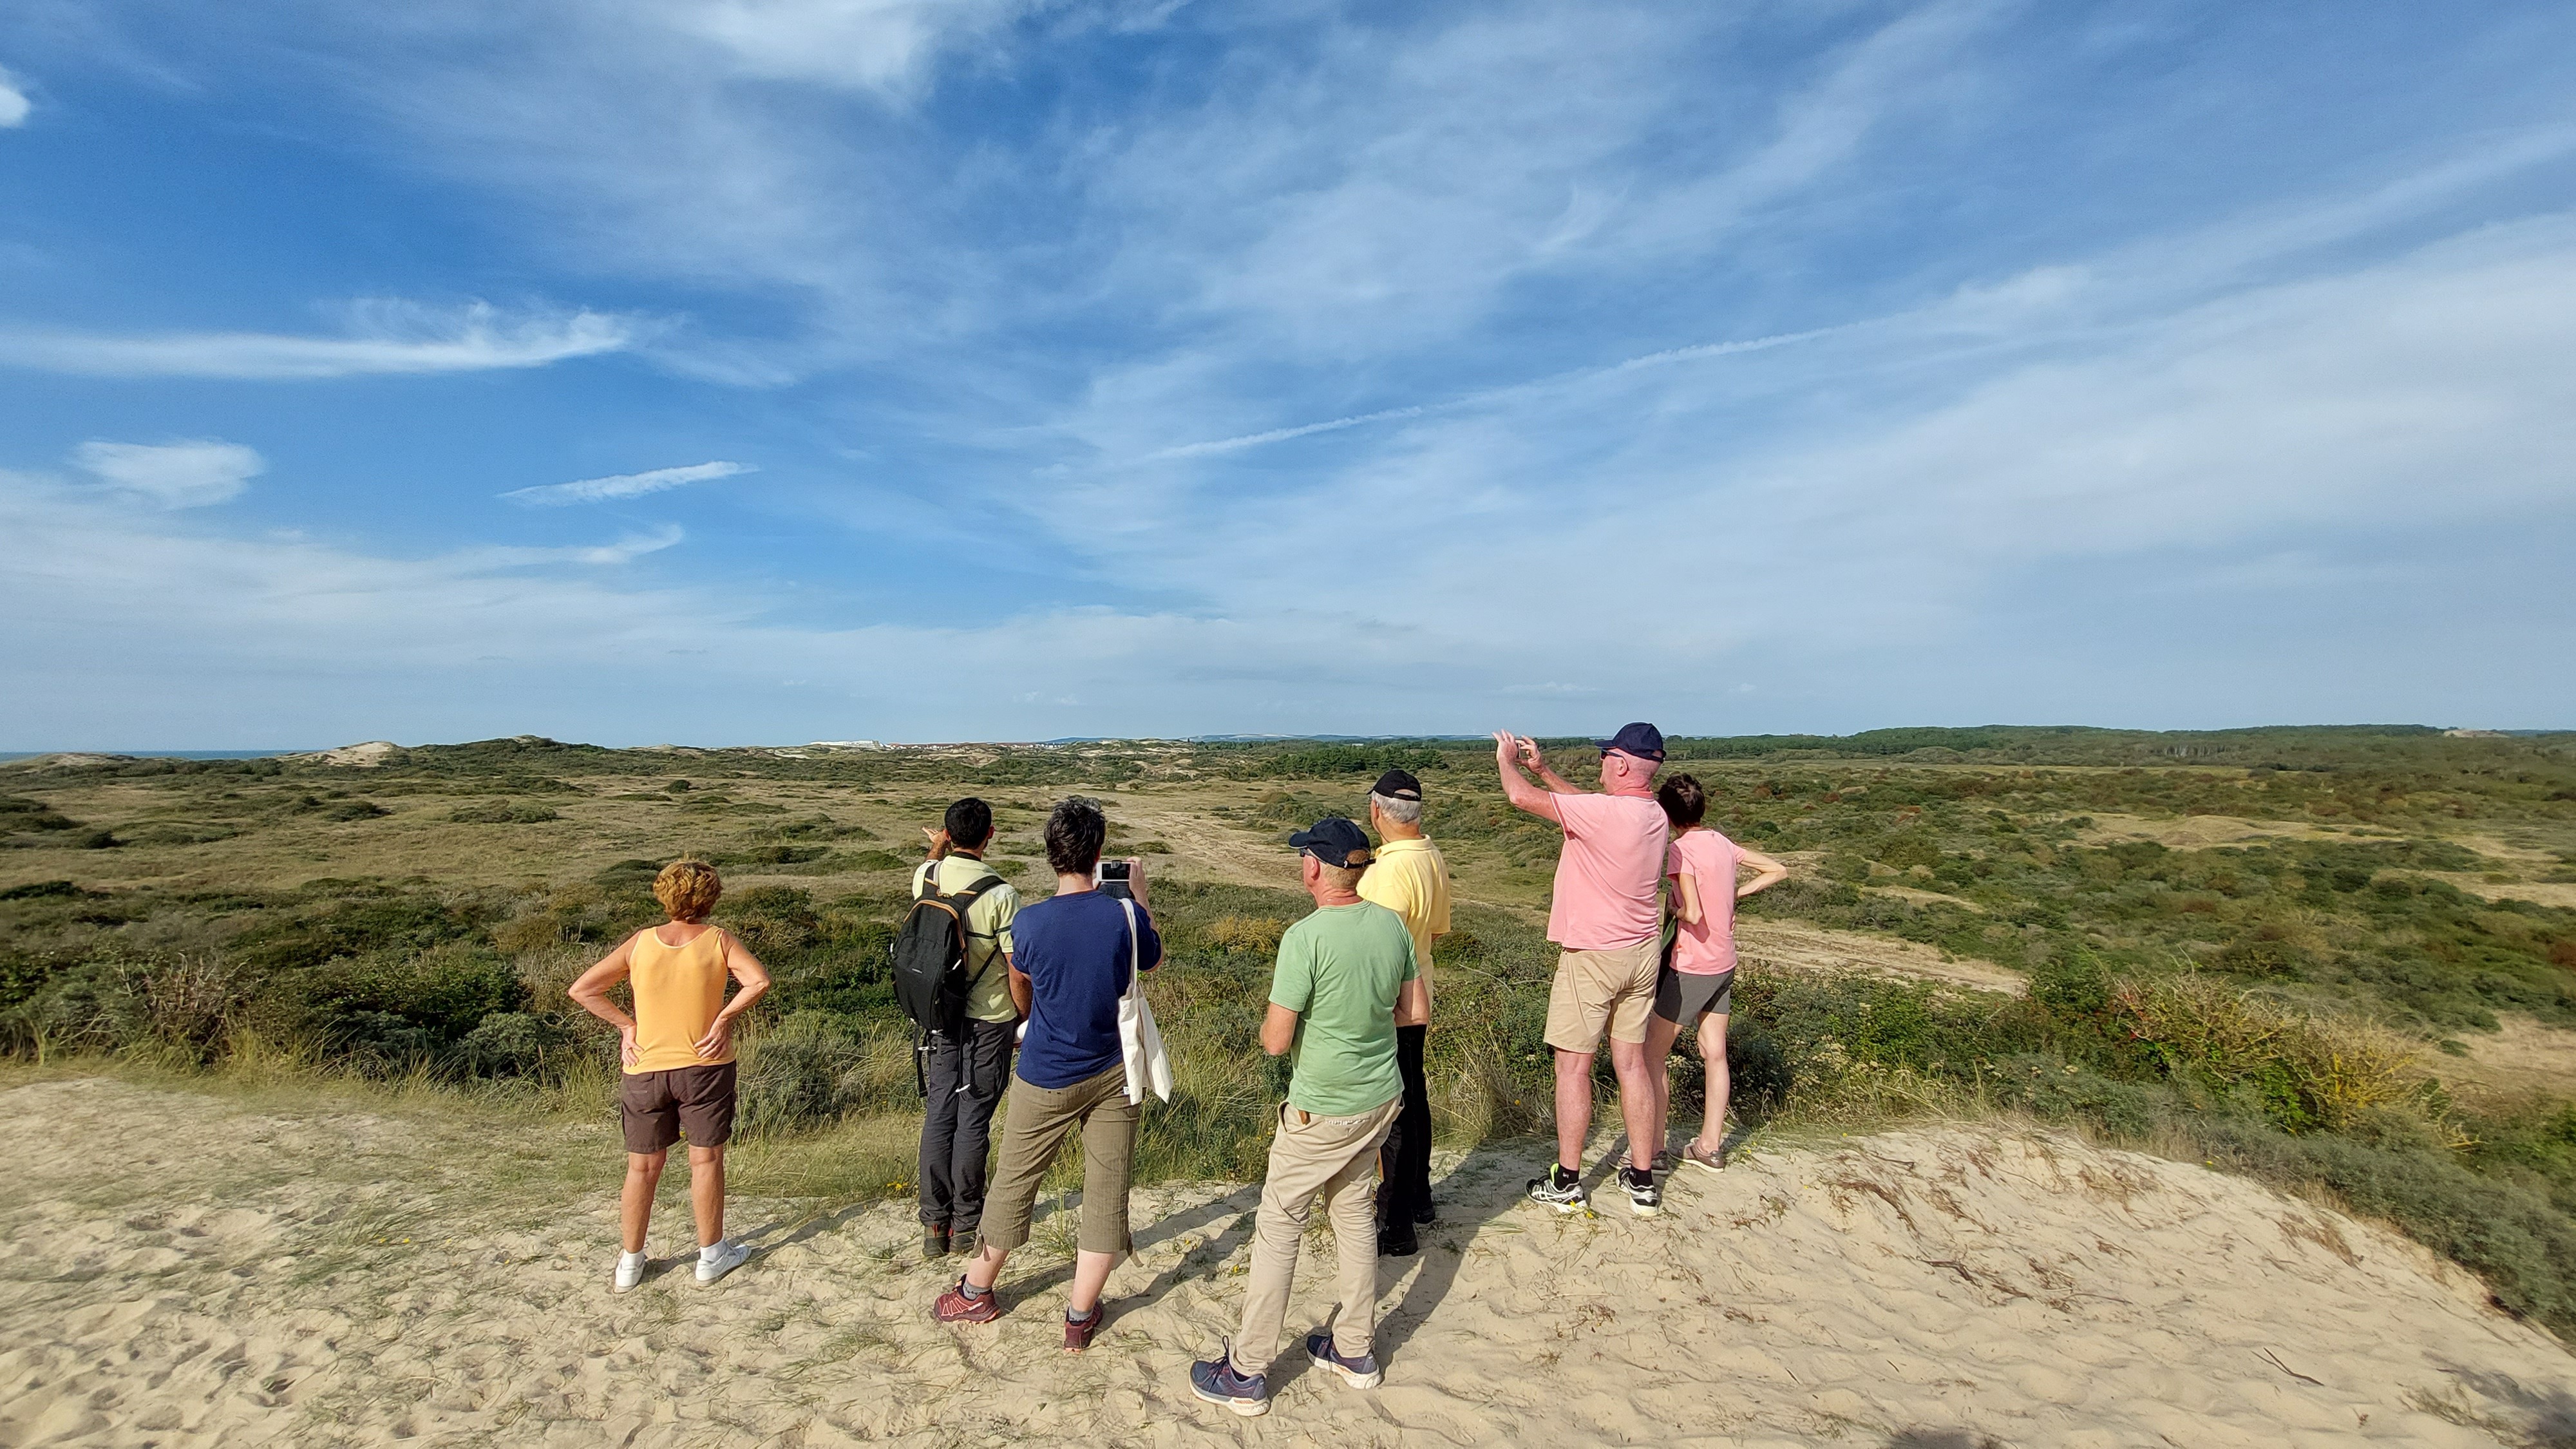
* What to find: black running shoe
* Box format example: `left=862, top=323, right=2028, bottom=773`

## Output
left=1378, top=1224, right=1419, bottom=1258
left=1412, top=1199, right=1437, bottom=1227
left=1526, top=1164, right=1587, bottom=1213
left=1618, top=1164, right=1662, bottom=1218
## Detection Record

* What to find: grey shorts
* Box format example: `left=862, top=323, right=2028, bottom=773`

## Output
left=1653, top=966, right=1734, bottom=1025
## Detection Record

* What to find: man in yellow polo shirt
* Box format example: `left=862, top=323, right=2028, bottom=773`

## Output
left=1356, top=768, right=1452, bottom=1256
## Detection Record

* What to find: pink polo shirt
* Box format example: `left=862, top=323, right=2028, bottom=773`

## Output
left=1666, top=828, right=1744, bottom=974
left=1546, top=791, right=1669, bottom=951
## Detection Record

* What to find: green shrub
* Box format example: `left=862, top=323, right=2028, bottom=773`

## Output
left=735, top=1013, right=913, bottom=1135
left=449, top=802, right=558, bottom=824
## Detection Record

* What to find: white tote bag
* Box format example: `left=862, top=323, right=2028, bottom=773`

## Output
left=1115, top=897, right=1174, bottom=1105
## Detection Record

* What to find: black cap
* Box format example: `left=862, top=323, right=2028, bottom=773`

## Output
left=1288, top=817, right=1374, bottom=868
left=1595, top=722, right=1666, bottom=762
left=1370, top=768, right=1422, bottom=802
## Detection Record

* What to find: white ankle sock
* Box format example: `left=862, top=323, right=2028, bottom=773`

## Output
left=620, top=1249, right=647, bottom=1267
left=700, top=1242, right=726, bottom=1263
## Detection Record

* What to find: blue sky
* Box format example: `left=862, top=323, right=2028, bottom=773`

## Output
left=1, top=1, right=2571, bottom=748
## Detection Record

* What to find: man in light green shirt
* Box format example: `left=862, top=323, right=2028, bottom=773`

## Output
left=911, top=798, right=1020, bottom=1258
left=1191, top=817, right=1426, bottom=1417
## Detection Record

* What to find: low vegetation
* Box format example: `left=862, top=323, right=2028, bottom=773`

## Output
left=2, top=725, right=2571, bottom=1332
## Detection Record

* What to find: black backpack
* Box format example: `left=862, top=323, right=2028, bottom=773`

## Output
left=891, top=868, right=1005, bottom=1088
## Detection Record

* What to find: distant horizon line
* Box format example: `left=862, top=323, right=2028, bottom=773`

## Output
left=3, top=722, right=2566, bottom=761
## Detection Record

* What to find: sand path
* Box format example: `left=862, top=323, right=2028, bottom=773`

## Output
left=4, top=1078, right=2570, bottom=1448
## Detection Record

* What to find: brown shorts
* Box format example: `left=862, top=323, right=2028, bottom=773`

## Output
left=621, top=1062, right=737, bottom=1153
left=1543, top=939, right=1662, bottom=1052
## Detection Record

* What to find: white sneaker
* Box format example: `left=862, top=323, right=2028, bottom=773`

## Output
left=614, top=1252, right=647, bottom=1294
left=694, top=1240, right=751, bottom=1284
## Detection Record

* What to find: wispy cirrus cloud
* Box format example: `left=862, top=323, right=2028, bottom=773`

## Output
left=0, top=64, right=30, bottom=126
left=0, top=301, right=639, bottom=379
left=71, top=439, right=263, bottom=508
left=500, top=460, right=753, bottom=506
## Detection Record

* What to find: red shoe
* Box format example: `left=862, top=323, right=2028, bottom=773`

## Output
left=1064, top=1305, right=1104, bottom=1353
left=934, top=1277, right=1001, bottom=1323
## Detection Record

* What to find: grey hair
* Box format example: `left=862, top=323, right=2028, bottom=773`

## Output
left=1369, top=791, right=1423, bottom=825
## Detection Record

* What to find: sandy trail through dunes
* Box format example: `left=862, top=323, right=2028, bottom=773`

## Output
left=3, top=1078, right=2570, bottom=1448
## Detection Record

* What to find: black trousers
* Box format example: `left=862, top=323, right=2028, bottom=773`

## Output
left=919, top=1018, right=1015, bottom=1233
left=1378, top=1024, right=1432, bottom=1228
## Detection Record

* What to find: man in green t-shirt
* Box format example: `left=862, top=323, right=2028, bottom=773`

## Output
left=911, top=798, right=1021, bottom=1259
left=1191, top=818, right=1426, bottom=1417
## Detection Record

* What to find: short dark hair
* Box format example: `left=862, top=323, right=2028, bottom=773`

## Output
left=1657, top=773, right=1706, bottom=828
left=1044, top=797, right=1108, bottom=876
left=944, top=797, right=994, bottom=848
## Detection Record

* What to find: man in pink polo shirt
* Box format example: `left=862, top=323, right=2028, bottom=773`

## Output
left=1493, top=722, right=1671, bottom=1218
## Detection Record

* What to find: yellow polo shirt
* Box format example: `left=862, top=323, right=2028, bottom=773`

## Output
left=910, top=855, right=1021, bottom=1023
left=1357, top=835, right=1453, bottom=1008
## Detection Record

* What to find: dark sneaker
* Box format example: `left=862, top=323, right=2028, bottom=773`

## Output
left=1681, top=1139, right=1727, bottom=1175
left=1412, top=1199, right=1437, bottom=1227
left=923, top=1227, right=951, bottom=1258
left=1305, top=1329, right=1385, bottom=1389
left=1378, top=1224, right=1419, bottom=1258
left=1064, top=1305, right=1104, bottom=1354
left=1526, top=1164, right=1587, bottom=1214
left=1618, top=1165, right=1662, bottom=1218
left=1189, top=1347, right=1269, bottom=1417
left=933, top=1277, right=1000, bottom=1324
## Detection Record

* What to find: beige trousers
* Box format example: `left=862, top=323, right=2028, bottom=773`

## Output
left=1227, top=1095, right=1402, bottom=1378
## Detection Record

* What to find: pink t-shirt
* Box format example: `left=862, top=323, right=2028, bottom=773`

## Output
left=1546, top=792, right=1669, bottom=951
left=1666, top=828, right=1743, bottom=974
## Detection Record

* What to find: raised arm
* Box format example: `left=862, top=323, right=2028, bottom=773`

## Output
left=1736, top=847, right=1790, bottom=899
left=1493, top=730, right=1564, bottom=823
left=568, top=931, right=643, bottom=1066
left=693, top=931, right=773, bottom=1059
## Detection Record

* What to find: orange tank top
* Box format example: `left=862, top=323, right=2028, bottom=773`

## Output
left=627, top=925, right=734, bottom=1074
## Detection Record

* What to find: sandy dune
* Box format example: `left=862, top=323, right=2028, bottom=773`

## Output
left=3, top=1077, right=2570, bottom=1448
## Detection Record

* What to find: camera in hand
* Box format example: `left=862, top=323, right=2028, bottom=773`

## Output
left=1095, top=858, right=1133, bottom=900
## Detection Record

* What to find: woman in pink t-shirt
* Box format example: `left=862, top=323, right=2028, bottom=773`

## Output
left=1645, top=774, right=1788, bottom=1174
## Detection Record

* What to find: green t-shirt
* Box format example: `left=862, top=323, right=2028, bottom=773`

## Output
left=1269, top=901, right=1417, bottom=1117
left=911, top=856, right=1021, bottom=1023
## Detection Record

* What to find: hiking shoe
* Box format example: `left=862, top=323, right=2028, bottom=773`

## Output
left=934, top=1276, right=1001, bottom=1324
left=1526, top=1164, right=1587, bottom=1214
left=1618, top=1165, right=1662, bottom=1218
left=1378, top=1224, right=1419, bottom=1258
left=1681, top=1138, right=1727, bottom=1175
left=1064, top=1305, right=1104, bottom=1354
left=1189, top=1347, right=1269, bottom=1416
left=1305, top=1330, right=1385, bottom=1389
left=612, top=1251, right=646, bottom=1294
left=694, top=1240, right=752, bottom=1284
left=923, top=1227, right=951, bottom=1258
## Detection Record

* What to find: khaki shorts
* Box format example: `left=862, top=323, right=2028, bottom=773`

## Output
left=1543, top=939, right=1661, bottom=1052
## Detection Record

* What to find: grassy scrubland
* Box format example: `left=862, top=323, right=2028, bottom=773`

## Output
left=4, top=726, right=2575, bottom=1332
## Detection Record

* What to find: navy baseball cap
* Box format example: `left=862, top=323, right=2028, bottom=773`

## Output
left=1596, top=722, right=1666, bottom=761
left=1370, top=768, right=1423, bottom=801
left=1289, top=817, right=1374, bottom=868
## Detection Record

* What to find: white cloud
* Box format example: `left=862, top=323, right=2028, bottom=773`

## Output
left=0, top=301, right=639, bottom=379
left=500, top=460, right=753, bottom=507
left=0, top=65, right=30, bottom=127
left=70, top=439, right=264, bottom=509
left=665, top=0, right=1036, bottom=91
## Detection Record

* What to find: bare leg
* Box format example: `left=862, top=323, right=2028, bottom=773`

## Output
left=1552, top=1048, right=1595, bottom=1170
left=621, top=1150, right=667, bottom=1253
left=964, top=1240, right=1010, bottom=1292
left=1642, top=1015, right=1682, bottom=1153
left=688, top=1144, right=726, bottom=1246
left=1068, top=1249, right=1117, bottom=1316
left=1696, top=1013, right=1732, bottom=1153
left=1607, top=1037, right=1660, bottom=1171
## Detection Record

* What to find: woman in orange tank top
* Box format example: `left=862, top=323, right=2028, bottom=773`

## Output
left=569, top=859, right=771, bottom=1293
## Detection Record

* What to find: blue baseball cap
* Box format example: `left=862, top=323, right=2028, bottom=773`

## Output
left=1595, top=722, right=1666, bottom=762
left=1288, top=817, right=1374, bottom=868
